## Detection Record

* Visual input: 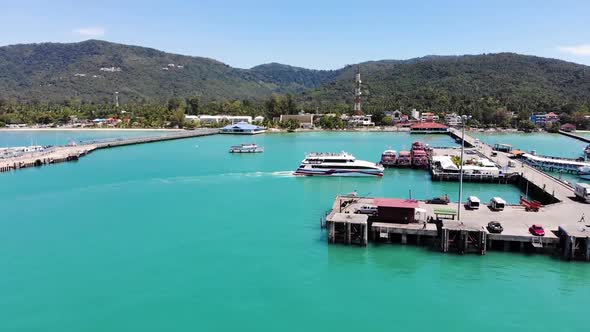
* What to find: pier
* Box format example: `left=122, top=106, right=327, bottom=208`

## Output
left=0, top=129, right=218, bottom=173
left=325, top=127, right=590, bottom=261
left=558, top=129, right=590, bottom=143
left=324, top=195, right=585, bottom=258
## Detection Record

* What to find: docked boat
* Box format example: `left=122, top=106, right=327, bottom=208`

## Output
left=411, top=142, right=429, bottom=168
left=229, top=143, right=264, bottom=153
left=397, top=151, right=412, bottom=167
left=294, top=152, right=384, bottom=177
left=522, top=153, right=590, bottom=173
left=380, top=150, right=397, bottom=167
left=411, top=149, right=429, bottom=168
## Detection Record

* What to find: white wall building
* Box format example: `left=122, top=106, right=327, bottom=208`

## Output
left=190, top=115, right=252, bottom=124
left=444, top=113, right=462, bottom=126
left=348, top=115, right=375, bottom=126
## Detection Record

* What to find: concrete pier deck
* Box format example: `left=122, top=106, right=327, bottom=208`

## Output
left=325, top=195, right=586, bottom=257
left=558, top=130, right=590, bottom=143
left=448, top=128, right=574, bottom=203
left=0, top=128, right=218, bottom=173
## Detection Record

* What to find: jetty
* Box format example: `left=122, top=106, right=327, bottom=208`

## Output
left=324, top=194, right=590, bottom=260
left=0, top=128, right=218, bottom=173
left=324, top=128, right=590, bottom=261
left=558, top=129, right=590, bottom=143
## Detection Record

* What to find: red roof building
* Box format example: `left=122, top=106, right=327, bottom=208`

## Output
left=560, top=123, right=576, bottom=132
left=410, top=122, right=449, bottom=134
left=373, top=198, right=419, bottom=223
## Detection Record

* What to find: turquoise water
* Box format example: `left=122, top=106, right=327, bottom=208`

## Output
left=471, top=131, right=590, bottom=184
left=0, top=129, right=179, bottom=147
left=1, top=132, right=588, bottom=331
left=470, top=131, right=587, bottom=158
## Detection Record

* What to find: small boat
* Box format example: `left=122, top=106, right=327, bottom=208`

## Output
left=229, top=143, right=264, bottom=153
left=584, top=145, right=590, bottom=158
left=380, top=150, right=397, bottom=167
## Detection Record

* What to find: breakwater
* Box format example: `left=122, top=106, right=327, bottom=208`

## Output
left=0, top=128, right=218, bottom=173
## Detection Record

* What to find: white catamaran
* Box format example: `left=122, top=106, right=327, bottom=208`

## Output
left=294, top=152, right=384, bottom=177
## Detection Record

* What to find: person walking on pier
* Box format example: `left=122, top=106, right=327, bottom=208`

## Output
left=579, top=213, right=585, bottom=223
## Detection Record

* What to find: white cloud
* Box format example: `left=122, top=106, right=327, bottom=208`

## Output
left=74, top=27, right=106, bottom=38
left=557, top=44, right=590, bottom=56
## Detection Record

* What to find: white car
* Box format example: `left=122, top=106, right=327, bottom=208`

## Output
left=355, top=205, right=377, bottom=215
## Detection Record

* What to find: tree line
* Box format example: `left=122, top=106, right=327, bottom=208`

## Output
left=1, top=93, right=589, bottom=130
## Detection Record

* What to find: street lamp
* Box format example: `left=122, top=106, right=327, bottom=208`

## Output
left=457, top=115, right=471, bottom=221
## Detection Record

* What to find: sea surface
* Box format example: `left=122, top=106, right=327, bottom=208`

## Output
left=0, top=129, right=179, bottom=147
left=471, top=131, right=590, bottom=184
left=1, top=131, right=588, bottom=331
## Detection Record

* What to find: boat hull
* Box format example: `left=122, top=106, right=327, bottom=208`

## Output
left=294, top=169, right=383, bottom=177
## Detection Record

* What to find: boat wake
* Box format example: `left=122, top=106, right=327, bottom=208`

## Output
left=152, top=170, right=296, bottom=184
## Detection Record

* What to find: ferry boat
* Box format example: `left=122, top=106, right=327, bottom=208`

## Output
left=411, top=141, right=429, bottom=168
left=411, top=149, right=429, bottom=168
left=229, top=143, right=264, bottom=153
left=522, top=153, right=590, bottom=173
left=397, top=151, right=412, bottom=167
left=577, top=166, right=590, bottom=180
left=380, top=150, right=397, bottom=167
left=294, top=152, right=384, bottom=177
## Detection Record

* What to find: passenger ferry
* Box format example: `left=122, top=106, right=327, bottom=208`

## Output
left=411, top=141, right=429, bottom=168
left=521, top=153, right=590, bottom=173
left=229, top=143, right=264, bottom=153
left=294, top=152, right=384, bottom=177
left=397, top=151, right=412, bottom=167
left=380, top=150, right=397, bottom=167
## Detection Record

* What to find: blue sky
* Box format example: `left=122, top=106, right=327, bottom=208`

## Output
left=1, top=0, right=590, bottom=69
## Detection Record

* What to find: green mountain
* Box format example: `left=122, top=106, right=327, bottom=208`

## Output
left=1, top=40, right=589, bottom=115
left=301, top=54, right=590, bottom=113
left=0, top=40, right=334, bottom=103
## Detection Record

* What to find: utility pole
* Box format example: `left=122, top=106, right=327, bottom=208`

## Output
left=457, top=117, right=466, bottom=220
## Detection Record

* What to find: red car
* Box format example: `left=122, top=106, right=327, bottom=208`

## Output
left=529, top=224, right=545, bottom=236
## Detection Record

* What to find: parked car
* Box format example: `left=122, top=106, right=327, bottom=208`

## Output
left=529, top=224, right=545, bottom=236
left=354, top=205, right=377, bottom=215
left=487, top=221, right=503, bottom=234
left=426, top=195, right=450, bottom=205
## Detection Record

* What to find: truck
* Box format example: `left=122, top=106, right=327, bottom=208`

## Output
left=574, top=183, right=590, bottom=203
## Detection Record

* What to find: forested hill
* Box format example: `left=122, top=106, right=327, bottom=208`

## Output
left=0, top=40, right=336, bottom=103
left=301, top=54, right=590, bottom=114
left=1, top=40, right=589, bottom=115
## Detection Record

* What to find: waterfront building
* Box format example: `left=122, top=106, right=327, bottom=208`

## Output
left=560, top=123, right=576, bottom=132
left=530, top=112, right=559, bottom=127
left=279, top=114, right=314, bottom=128
left=348, top=115, right=375, bottom=126
left=410, top=122, right=449, bottom=134
left=444, top=113, right=463, bottom=127
left=195, top=115, right=253, bottom=124
left=220, top=122, right=266, bottom=134
left=420, top=112, right=439, bottom=122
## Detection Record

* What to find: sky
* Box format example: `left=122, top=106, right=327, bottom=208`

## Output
left=1, top=0, right=590, bottom=69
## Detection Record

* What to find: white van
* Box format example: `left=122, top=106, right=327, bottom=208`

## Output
left=574, top=183, right=590, bottom=203
left=490, top=197, right=506, bottom=211
left=467, top=196, right=480, bottom=210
